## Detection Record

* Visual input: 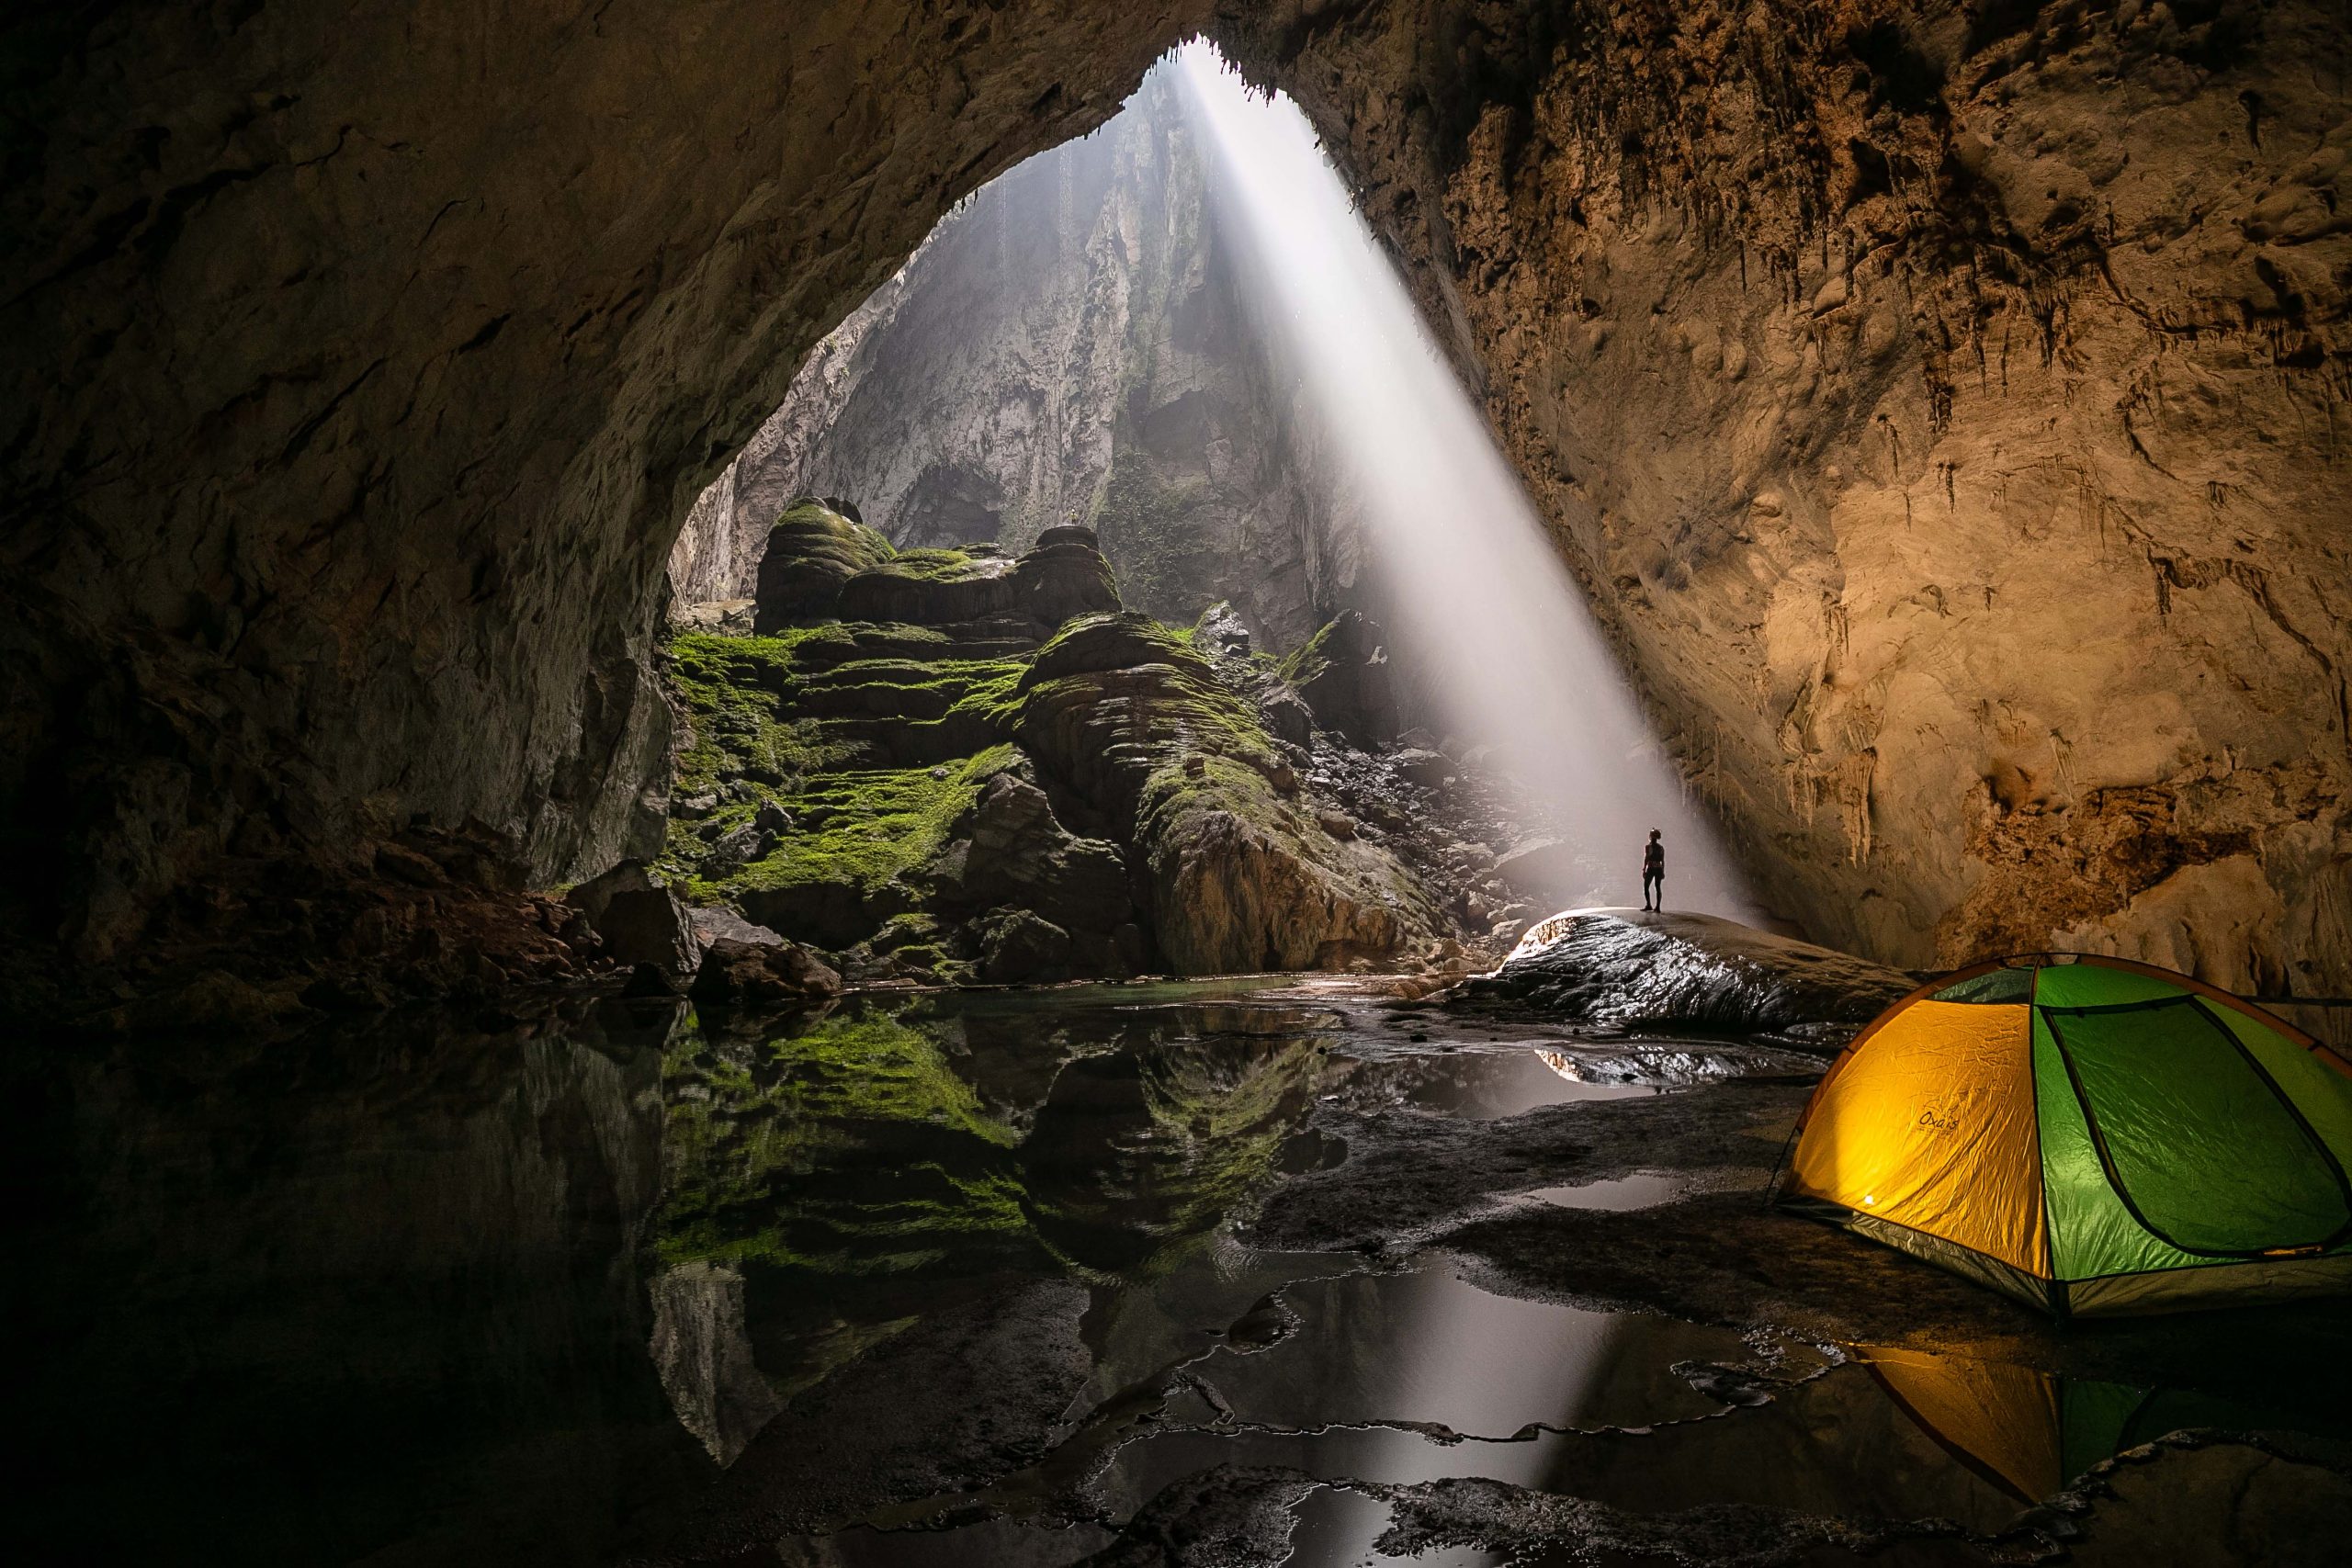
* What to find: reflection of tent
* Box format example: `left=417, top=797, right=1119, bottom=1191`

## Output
left=1860, top=1348, right=2263, bottom=1503
left=1780, top=954, right=2352, bottom=1316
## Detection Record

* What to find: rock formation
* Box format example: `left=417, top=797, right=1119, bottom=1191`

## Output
left=6, top=2, right=2349, bottom=1005
left=667, top=65, right=1360, bottom=651
left=662, top=508, right=1442, bottom=979
left=1451, top=908, right=1917, bottom=1037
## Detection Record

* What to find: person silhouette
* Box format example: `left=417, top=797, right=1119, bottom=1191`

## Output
left=1641, top=829, right=1664, bottom=912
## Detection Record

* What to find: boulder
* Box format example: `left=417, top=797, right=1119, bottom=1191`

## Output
left=1193, top=600, right=1252, bottom=657
left=752, top=501, right=897, bottom=631
left=594, top=888, right=699, bottom=976
left=971, top=907, right=1073, bottom=984
left=567, top=861, right=698, bottom=975
left=686, top=906, right=787, bottom=951
left=1259, top=689, right=1315, bottom=749
left=689, top=937, right=843, bottom=1009
left=1391, top=748, right=1453, bottom=789
left=1283, top=611, right=1397, bottom=748
left=1451, top=909, right=1916, bottom=1041
left=706, top=821, right=777, bottom=870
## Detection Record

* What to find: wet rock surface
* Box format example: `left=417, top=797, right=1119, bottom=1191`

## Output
left=1450, top=908, right=1920, bottom=1040
left=28, top=980, right=2347, bottom=1564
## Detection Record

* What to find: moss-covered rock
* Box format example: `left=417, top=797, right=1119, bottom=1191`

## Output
left=832, top=525, right=1119, bottom=633
left=1279, top=609, right=1396, bottom=748
left=752, top=500, right=897, bottom=632
left=1015, top=614, right=1432, bottom=973
left=663, top=536, right=1434, bottom=978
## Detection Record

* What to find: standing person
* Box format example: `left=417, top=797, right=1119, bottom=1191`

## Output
left=1641, top=829, right=1665, bottom=912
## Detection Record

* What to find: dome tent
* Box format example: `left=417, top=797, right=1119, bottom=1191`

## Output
left=1776, top=953, right=2352, bottom=1316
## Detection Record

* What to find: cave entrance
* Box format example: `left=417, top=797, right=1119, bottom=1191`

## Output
left=647, top=41, right=1749, bottom=991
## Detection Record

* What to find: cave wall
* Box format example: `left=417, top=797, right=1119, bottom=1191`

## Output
left=667, top=63, right=1358, bottom=649
left=1227, top=0, right=2352, bottom=993
left=8, top=0, right=2350, bottom=994
left=2, top=0, right=1215, bottom=959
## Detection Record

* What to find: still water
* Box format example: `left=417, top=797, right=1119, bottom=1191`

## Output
left=19, top=980, right=2350, bottom=1564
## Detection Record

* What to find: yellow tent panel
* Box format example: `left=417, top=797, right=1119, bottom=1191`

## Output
left=1790, top=999, right=2047, bottom=1279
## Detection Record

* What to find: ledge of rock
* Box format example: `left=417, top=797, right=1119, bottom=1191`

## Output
left=1449, top=908, right=1917, bottom=1042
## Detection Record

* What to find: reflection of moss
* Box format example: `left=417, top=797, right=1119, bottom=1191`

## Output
left=656, top=1009, right=1026, bottom=1273
left=1137, top=1037, right=1324, bottom=1235
left=1015, top=1025, right=1329, bottom=1276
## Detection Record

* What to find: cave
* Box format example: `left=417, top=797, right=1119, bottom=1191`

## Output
left=11, top=3, right=2352, bottom=1562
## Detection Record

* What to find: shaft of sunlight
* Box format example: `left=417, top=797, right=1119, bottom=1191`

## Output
left=1172, top=41, right=1754, bottom=919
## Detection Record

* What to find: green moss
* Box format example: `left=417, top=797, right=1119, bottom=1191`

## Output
left=693, top=746, right=1019, bottom=906
left=864, top=546, right=983, bottom=583
left=1276, top=617, right=1339, bottom=688
left=665, top=629, right=846, bottom=794
left=662, top=610, right=1044, bottom=897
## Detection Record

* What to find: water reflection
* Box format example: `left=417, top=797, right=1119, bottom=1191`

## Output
left=27, top=982, right=2348, bottom=1566
left=18, top=994, right=694, bottom=1564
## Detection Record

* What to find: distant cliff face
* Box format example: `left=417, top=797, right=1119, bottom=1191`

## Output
left=668, top=69, right=1360, bottom=651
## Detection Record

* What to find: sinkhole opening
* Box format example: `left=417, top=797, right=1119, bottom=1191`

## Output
left=657, top=39, right=1759, bottom=985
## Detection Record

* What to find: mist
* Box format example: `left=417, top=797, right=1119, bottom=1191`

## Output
left=1170, top=43, right=1753, bottom=919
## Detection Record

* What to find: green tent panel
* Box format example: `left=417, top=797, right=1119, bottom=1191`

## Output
left=1786, top=953, right=2352, bottom=1316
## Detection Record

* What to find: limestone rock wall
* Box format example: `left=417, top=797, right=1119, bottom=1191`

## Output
left=1227, top=0, right=2352, bottom=994
left=668, top=65, right=1360, bottom=649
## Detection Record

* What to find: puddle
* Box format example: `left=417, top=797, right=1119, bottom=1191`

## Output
left=1516, top=1170, right=1688, bottom=1211
left=1184, top=1267, right=1756, bottom=1438
left=1327, top=1045, right=1658, bottom=1118
left=1091, top=1266, right=1812, bottom=1524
